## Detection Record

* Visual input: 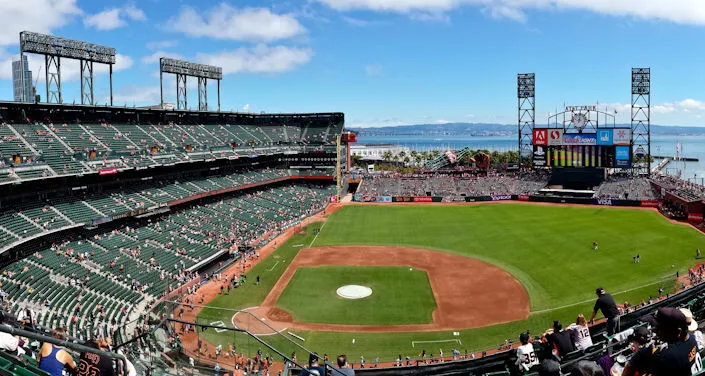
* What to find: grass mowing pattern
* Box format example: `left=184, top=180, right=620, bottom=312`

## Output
left=195, top=205, right=705, bottom=362
left=315, top=204, right=705, bottom=311
left=276, top=266, right=437, bottom=325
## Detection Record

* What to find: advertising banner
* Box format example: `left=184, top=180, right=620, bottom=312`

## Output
left=393, top=197, right=413, bottom=203
left=641, top=200, right=660, bottom=208
left=413, top=196, right=433, bottom=202
left=615, top=146, right=630, bottom=160
left=563, top=134, right=596, bottom=145
left=548, top=129, right=563, bottom=146
left=688, top=213, right=704, bottom=222
left=533, top=146, right=547, bottom=167
left=99, top=168, right=118, bottom=175
left=518, top=194, right=531, bottom=201
left=595, top=198, right=614, bottom=206
left=533, top=129, right=548, bottom=146
left=615, top=160, right=631, bottom=168
left=613, top=129, right=631, bottom=146
left=91, top=216, right=113, bottom=226
left=596, top=129, right=613, bottom=146
left=359, top=195, right=379, bottom=202
left=379, top=196, right=392, bottom=203
left=491, top=195, right=512, bottom=201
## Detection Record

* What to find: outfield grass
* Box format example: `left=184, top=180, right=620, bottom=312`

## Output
left=276, top=266, right=437, bottom=325
left=195, top=204, right=705, bottom=362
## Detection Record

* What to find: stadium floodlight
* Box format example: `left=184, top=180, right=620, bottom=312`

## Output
left=19, top=31, right=116, bottom=105
left=517, top=73, right=536, bottom=171
left=160, top=58, right=222, bottom=80
left=631, top=67, right=651, bottom=176
left=160, top=58, right=223, bottom=111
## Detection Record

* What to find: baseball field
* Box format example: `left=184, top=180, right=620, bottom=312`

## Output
left=194, top=203, right=705, bottom=362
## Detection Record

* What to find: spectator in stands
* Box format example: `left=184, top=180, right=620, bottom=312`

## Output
left=567, top=314, right=593, bottom=350
left=538, top=359, right=561, bottom=376
left=571, top=360, right=605, bottom=376
left=545, top=320, right=576, bottom=358
left=37, top=328, right=76, bottom=376
left=301, top=353, right=325, bottom=376
left=0, top=312, right=24, bottom=355
left=622, top=307, right=699, bottom=376
left=515, top=331, right=539, bottom=374
left=589, top=288, right=620, bottom=336
left=77, top=336, right=116, bottom=376
left=680, top=308, right=704, bottom=350
left=334, top=354, right=355, bottom=376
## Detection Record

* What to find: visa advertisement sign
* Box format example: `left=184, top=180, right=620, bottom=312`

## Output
left=563, top=134, right=596, bottom=145
left=596, top=129, right=613, bottom=146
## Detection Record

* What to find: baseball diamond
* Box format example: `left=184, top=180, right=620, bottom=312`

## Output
left=194, top=202, right=705, bottom=362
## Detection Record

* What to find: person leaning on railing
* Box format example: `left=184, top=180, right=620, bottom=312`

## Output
left=37, top=327, right=77, bottom=376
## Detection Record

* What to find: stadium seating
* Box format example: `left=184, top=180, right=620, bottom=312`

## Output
left=356, top=174, right=549, bottom=198
left=0, top=120, right=343, bottom=183
left=0, top=181, right=334, bottom=342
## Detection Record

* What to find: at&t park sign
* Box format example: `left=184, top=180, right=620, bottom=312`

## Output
left=565, top=105, right=597, bottom=112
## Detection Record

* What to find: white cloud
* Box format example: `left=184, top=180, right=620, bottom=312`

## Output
left=364, top=64, right=382, bottom=76
left=146, top=40, right=178, bottom=50
left=243, top=104, right=250, bottom=111
left=170, top=4, right=305, bottom=42
left=123, top=4, right=146, bottom=21
left=196, top=45, right=313, bottom=74
left=0, top=0, right=82, bottom=46
left=316, top=0, right=705, bottom=25
left=141, top=51, right=183, bottom=64
left=435, top=119, right=450, bottom=124
left=84, top=4, right=146, bottom=31
left=113, top=84, right=161, bottom=105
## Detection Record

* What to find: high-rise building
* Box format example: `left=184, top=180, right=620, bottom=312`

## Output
left=12, top=56, right=33, bottom=102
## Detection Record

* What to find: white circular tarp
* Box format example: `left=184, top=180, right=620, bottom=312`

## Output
left=336, top=285, right=372, bottom=299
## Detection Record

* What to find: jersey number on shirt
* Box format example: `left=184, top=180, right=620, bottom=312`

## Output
left=522, top=352, right=537, bottom=365
left=691, top=352, right=702, bottom=375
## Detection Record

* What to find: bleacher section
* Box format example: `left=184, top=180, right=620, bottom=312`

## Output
left=0, top=168, right=326, bottom=250
left=0, top=120, right=344, bottom=183
left=0, top=182, right=334, bottom=342
left=356, top=174, right=548, bottom=198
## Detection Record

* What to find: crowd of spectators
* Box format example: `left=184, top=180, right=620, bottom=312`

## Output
left=594, top=177, right=659, bottom=200
left=355, top=171, right=549, bottom=198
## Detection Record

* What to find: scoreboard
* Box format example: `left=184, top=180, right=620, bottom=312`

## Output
left=532, top=128, right=631, bottom=168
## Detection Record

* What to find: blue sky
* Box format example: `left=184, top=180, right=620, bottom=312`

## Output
left=2, top=0, right=705, bottom=127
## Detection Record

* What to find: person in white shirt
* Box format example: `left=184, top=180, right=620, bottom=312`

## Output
left=515, top=332, right=538, bottom=374
left=567, top=314, right=593, bottom=350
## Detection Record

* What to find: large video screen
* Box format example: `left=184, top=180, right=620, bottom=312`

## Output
left=532, top=128, right=631, bottom=168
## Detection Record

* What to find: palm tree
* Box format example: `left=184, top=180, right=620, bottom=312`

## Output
left=382, top=151, right=393, bottom=162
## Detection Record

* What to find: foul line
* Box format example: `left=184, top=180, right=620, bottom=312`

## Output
left=412, top=339, right=462, bottom=348
left=308, top=221, right=327, bottom=248
left=531, top=274, right=677, bottom=315
left=266, top=260, right=280, bottom=271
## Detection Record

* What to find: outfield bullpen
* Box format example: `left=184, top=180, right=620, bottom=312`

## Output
left=197, top=203, right=705, bottom=361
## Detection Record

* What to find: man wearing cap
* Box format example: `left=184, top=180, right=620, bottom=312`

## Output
left=590, top=288, right=620, bottom=336
left=515, top=332, right=538, bottom=374
left=680, top=308, right=704, bottom=350
left=622, top=307, right=700, bottom=376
